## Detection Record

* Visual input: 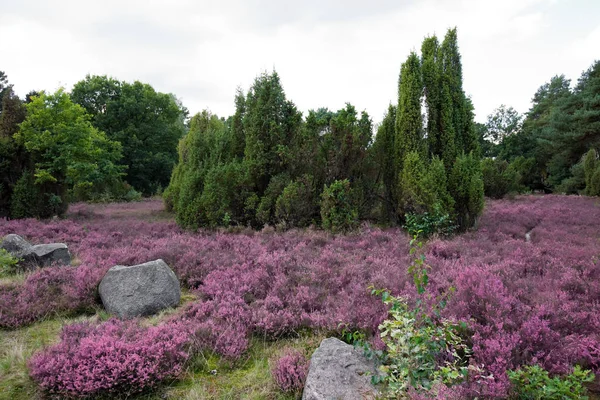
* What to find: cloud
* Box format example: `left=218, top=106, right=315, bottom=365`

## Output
left=1, top=0, right=598, bottom=123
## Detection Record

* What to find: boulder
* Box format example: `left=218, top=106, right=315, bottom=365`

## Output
left=31, top=243, right=71, bottom=267
left=303, top=338, right=379, bottom=400
left=1, top=234, right=71, bottom=269
left=99, top=259, right=181, bottom=319
left=0, top=234, right=31, bottom=255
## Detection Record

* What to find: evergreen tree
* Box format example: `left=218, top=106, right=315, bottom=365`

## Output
left=230, top=88, right=246, bottom=160
left=374, top=105, right=397, bottom=220
left=396, top=51, right=424, bottom=166
left=421, top=36, right=442, bottom=158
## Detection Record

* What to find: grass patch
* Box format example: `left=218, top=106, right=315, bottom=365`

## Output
left=0, top=298, right=323, bottom=400
left=144, top=333, right=325, bottom=400
left=0, top=315, right=98, bottom=400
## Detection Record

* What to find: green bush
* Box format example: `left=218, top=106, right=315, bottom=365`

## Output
left=373, top=238, right=476, bottom=397
left=583, top=149, right=598, bottom=194
left=320, top=179, right=358, bottom=233
left=9, top=171, right=67, bottom=219
left=256, top=173, right=290, bottom=226
left=0, top=248, right=19, bottom=275
left=403, top=206, right=456, bottom=239
left=555, top=161, right=586, bottom=194
left=481, top=158, right=522, bottom=199
left=397, top=151, right=437, bottom=215
left=196, top=161, right=254, bottom=228
left=508, top=365, right=594, bottom=400
left=275, top=175, right=317, bottom=228
left=589, top=166, right=600, bottom=197
left=449, top=153, right=484, bottom=231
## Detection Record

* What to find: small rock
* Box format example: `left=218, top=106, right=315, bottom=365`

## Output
left=1, top=234, right=71, bottom=269
left=31, top=243, right=71, bottom=267
left=99, top=259, right=181, bottom=319
left=303, top=338, right=379, bottom=400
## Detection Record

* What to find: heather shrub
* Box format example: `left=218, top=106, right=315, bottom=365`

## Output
left=508, top=365, right=594, bottom=400
left=271, top=349, right=309, bottom=393
left=320, top=179, right=358, bottom=232
left=29, top=319, right=192, bottom=399
left=0, top=266, right=99, bottom=329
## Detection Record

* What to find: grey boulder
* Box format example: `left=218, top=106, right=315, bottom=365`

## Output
left=31, top=243, right=71, bottom=267
left=99, top=259, right=181, bottom=319
left=1, top=234, right=71, bottom=269
left=303, top=338, right=379, bottom=400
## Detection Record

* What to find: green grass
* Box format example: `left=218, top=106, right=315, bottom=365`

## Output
left=0, top=314, right=100, bottom=400
left=0, top=292, right=323, bottom=400
left=147, top=333, right=324, bottom=400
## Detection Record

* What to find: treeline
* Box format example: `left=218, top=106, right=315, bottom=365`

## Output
left=165, top=28, right=484, bottom=232
left=0, top=74, right=187, bottom=219
left=479, top=60, right=600, bottom=198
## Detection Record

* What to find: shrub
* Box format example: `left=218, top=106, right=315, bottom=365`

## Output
left=449, top=152, right=484, bottom=231
left=0, top=266, right=99, bottom=329
left=403, top=206, right=456, bottom=238
left=583, top=149, right=598, bottom=194
left=29, top=319, right=192, bottom=399
left=373, top=238, right=475, bottom=397
left=320, top=179, right=358, bottom=233
left=508, top=365, right=594, bottom=400
left=275, top=175, right=317, bottom=228
left=271, top=349, right=309, bottom=393
left=256, top=173, right=290, bottom=226
left=397, top=151, right=437, bottom=215
left=0, top=248, right=19, bottom=275
left=481, top=158, right=522, bottom=199
left=590, top=166, right=600, bottom=197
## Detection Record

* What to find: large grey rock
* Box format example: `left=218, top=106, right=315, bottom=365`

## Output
left=99, top=259, right=181, bottom=319
left=1, top=234, right=71, bottom=269
left=31, top=243, right=71, bottom=267
left=303, top=338, right=379, bottom=400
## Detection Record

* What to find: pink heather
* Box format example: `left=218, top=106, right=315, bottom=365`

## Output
left=0, top=195, right=597, bottom=397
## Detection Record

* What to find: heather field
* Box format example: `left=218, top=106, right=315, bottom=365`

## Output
left=1, top=195, right=600, bottom=399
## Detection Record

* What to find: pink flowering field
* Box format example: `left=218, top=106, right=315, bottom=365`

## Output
left=0, top=195, right=599, bottom=399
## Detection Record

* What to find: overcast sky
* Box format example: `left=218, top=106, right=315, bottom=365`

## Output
left=1, top=0, right=598, bottom=123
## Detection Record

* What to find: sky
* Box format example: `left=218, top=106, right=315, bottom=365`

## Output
left=1, top=0, right=598, bottom=123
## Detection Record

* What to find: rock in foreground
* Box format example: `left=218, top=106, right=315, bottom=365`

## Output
left=303, top=337, right=379, bottom=400
left=99, top=259, right=181, bottom=319
left=1, top=234, right=71, bottom=269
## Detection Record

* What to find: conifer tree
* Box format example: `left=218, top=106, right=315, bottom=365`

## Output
left=243, top=71, right=302, bottom=194
left=396, top=52, right=424, bottom=172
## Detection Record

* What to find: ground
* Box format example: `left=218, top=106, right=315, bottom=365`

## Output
left=1, top=195, right=599, bottom=399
